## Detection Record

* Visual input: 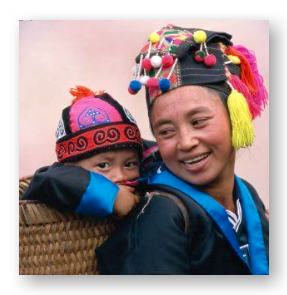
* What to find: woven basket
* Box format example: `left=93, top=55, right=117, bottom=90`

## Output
left=19, top=177, right=117, bottom=275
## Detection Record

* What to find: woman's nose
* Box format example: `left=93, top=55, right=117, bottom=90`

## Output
left=177, top=128, right=199, bottom=151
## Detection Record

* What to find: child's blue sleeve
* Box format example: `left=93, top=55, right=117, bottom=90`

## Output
left=23, top=163, right=118, bottom=218
left=75, top=172, right=119, bottom=217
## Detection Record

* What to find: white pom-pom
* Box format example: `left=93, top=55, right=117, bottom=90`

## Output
left=151, top=55, right=162, bottom=68
left=140, top=75, right=149, bottom=85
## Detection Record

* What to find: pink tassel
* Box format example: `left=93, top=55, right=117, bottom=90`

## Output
left=233, top=45, right=268, bottom=111
left=229, top=75, right=261, bottom=119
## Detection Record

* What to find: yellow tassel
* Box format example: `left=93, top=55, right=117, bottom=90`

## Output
left=227, top=90, right=255, bottom=149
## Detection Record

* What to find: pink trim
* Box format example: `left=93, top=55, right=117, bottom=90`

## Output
left=143, top=145, right=158, bottom=159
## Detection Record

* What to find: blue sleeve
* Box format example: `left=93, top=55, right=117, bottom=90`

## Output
left=75, top=171, right=119, bottom=218
left=24, top=163, right=118, bottom=218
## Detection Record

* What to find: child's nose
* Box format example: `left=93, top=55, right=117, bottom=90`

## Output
left=111, top=168, right=128, bottom=183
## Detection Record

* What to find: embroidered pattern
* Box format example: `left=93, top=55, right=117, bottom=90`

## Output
left=56, top=123, right=142, bottom=161
left=55, top=117, right=66, bottom=140
left=78, top=107, right=110, bottom=129
left=123, top=107, right=137, bottom=124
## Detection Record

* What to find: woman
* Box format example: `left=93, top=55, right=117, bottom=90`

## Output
left=96, top=25, right=269, bottom=275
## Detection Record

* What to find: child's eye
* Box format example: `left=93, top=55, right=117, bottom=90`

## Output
left=96, top=162, right=110, bottom=169
left=125, top=161, right=139, bottom=169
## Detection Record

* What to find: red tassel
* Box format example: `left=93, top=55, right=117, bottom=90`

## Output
left=69, top=85, right=95, bottom=104
left=228, top=74, right=261, bottom=119
left=225, top=46, right=258, bottom=94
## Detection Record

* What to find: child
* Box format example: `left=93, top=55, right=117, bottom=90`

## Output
left=23, top=86, right=155, bottom=218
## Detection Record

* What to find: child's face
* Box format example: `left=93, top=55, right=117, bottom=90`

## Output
left=71, top=149, right=140, bottom=184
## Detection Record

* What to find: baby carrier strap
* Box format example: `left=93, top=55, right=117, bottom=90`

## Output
left=147, top=190, right=190, bottom=234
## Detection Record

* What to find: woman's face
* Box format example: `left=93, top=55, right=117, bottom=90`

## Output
left=151, top=85, right=235, bottom=187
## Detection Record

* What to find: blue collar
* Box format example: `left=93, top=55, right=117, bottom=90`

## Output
left=148, top=165, right=268, bottom=275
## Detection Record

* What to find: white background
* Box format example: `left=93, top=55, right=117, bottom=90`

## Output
left=1, top=0, right=286, bottom=294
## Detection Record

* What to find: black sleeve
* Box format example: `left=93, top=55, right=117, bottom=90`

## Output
left=97, top=194, right=191, bottom=274
left=23, top=162, right=90, bottom=211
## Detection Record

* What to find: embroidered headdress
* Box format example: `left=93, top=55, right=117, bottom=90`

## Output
left=55, top=86, right=143, bottom=162
left=128, top=25, right=268, bottom=149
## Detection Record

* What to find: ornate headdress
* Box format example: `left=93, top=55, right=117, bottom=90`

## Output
left=128, top=25, right=268, bottom=149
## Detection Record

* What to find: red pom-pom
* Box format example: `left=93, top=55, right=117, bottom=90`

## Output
left=194, top=50, right=206, bottom=62
left=162, top=54, right=174, bottom=68
left=147, top=77, right=159, bottom=88
left=142, top=58, right=152, bottom=71
left=204, top=54, right=217, bottom=67
left=128, top=87, right=137, bottom=95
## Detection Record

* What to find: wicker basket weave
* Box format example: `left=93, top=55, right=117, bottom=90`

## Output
left=19, top=177, right=117, bottom=275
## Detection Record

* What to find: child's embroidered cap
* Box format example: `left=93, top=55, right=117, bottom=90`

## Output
left=55, top=86, right=143, bottom=162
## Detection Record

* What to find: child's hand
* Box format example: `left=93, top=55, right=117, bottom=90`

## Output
left=113, top=185, right=140, bottom=217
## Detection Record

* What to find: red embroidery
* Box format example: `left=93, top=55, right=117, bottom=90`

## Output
left=56, top=123, right=142, bottom=161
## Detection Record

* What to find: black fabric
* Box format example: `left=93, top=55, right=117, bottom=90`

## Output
left=23, top=162, right=90, bottom=211
left=97, top=195, right=190, bottom=275
left=62, top=106, right=72, bottom=135
left=140, top=139, right=162, bottom=175
left=96, top=181, right=269, bottom=275
left=180, top=45, right=227, bottom=87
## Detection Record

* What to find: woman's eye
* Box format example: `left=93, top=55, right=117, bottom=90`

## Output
left=192, top=118, right=207, bottom=126
left=158, top=128, right=175, bottom=138
left=96, top=162, right=110, bottom=169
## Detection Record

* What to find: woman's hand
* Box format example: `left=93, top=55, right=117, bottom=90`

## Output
left=113, top=185, right=140, bottom=217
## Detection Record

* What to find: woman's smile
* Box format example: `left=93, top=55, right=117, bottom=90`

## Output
left=179, top=152, right=211, bottom=173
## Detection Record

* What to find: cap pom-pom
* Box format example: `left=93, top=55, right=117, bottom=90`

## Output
left=151, top=55, right=162, bottom=68
left=139, top=75, right=149, bottom=85
left=194, top=50, right=206, bottom=62
left=227, top=55, right=241, bottom=65
left=204, top=54, right=217, bottom=67
left=193, top=30, right=207, bottom=44
left=143, top=58, right=152, bottom=71
left=227, top=89, right=254, bottom=149
left=70, top=85, right=95, bottom=104
left=128, top=87, right=136, bottom=95
left=129, top=80, right=142, bottom=95
left=162, top=54, right=174, bottom=68
left=149, top=32, right=160, bottom=44
left=147, top=77, right=159, bottom=88
left=159, top=78, right=171, bottom=92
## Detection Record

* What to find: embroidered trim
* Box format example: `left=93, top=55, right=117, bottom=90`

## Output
left=56, top=123, right=142, bottom=162
left=55, top=117, right=67, bottom=140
